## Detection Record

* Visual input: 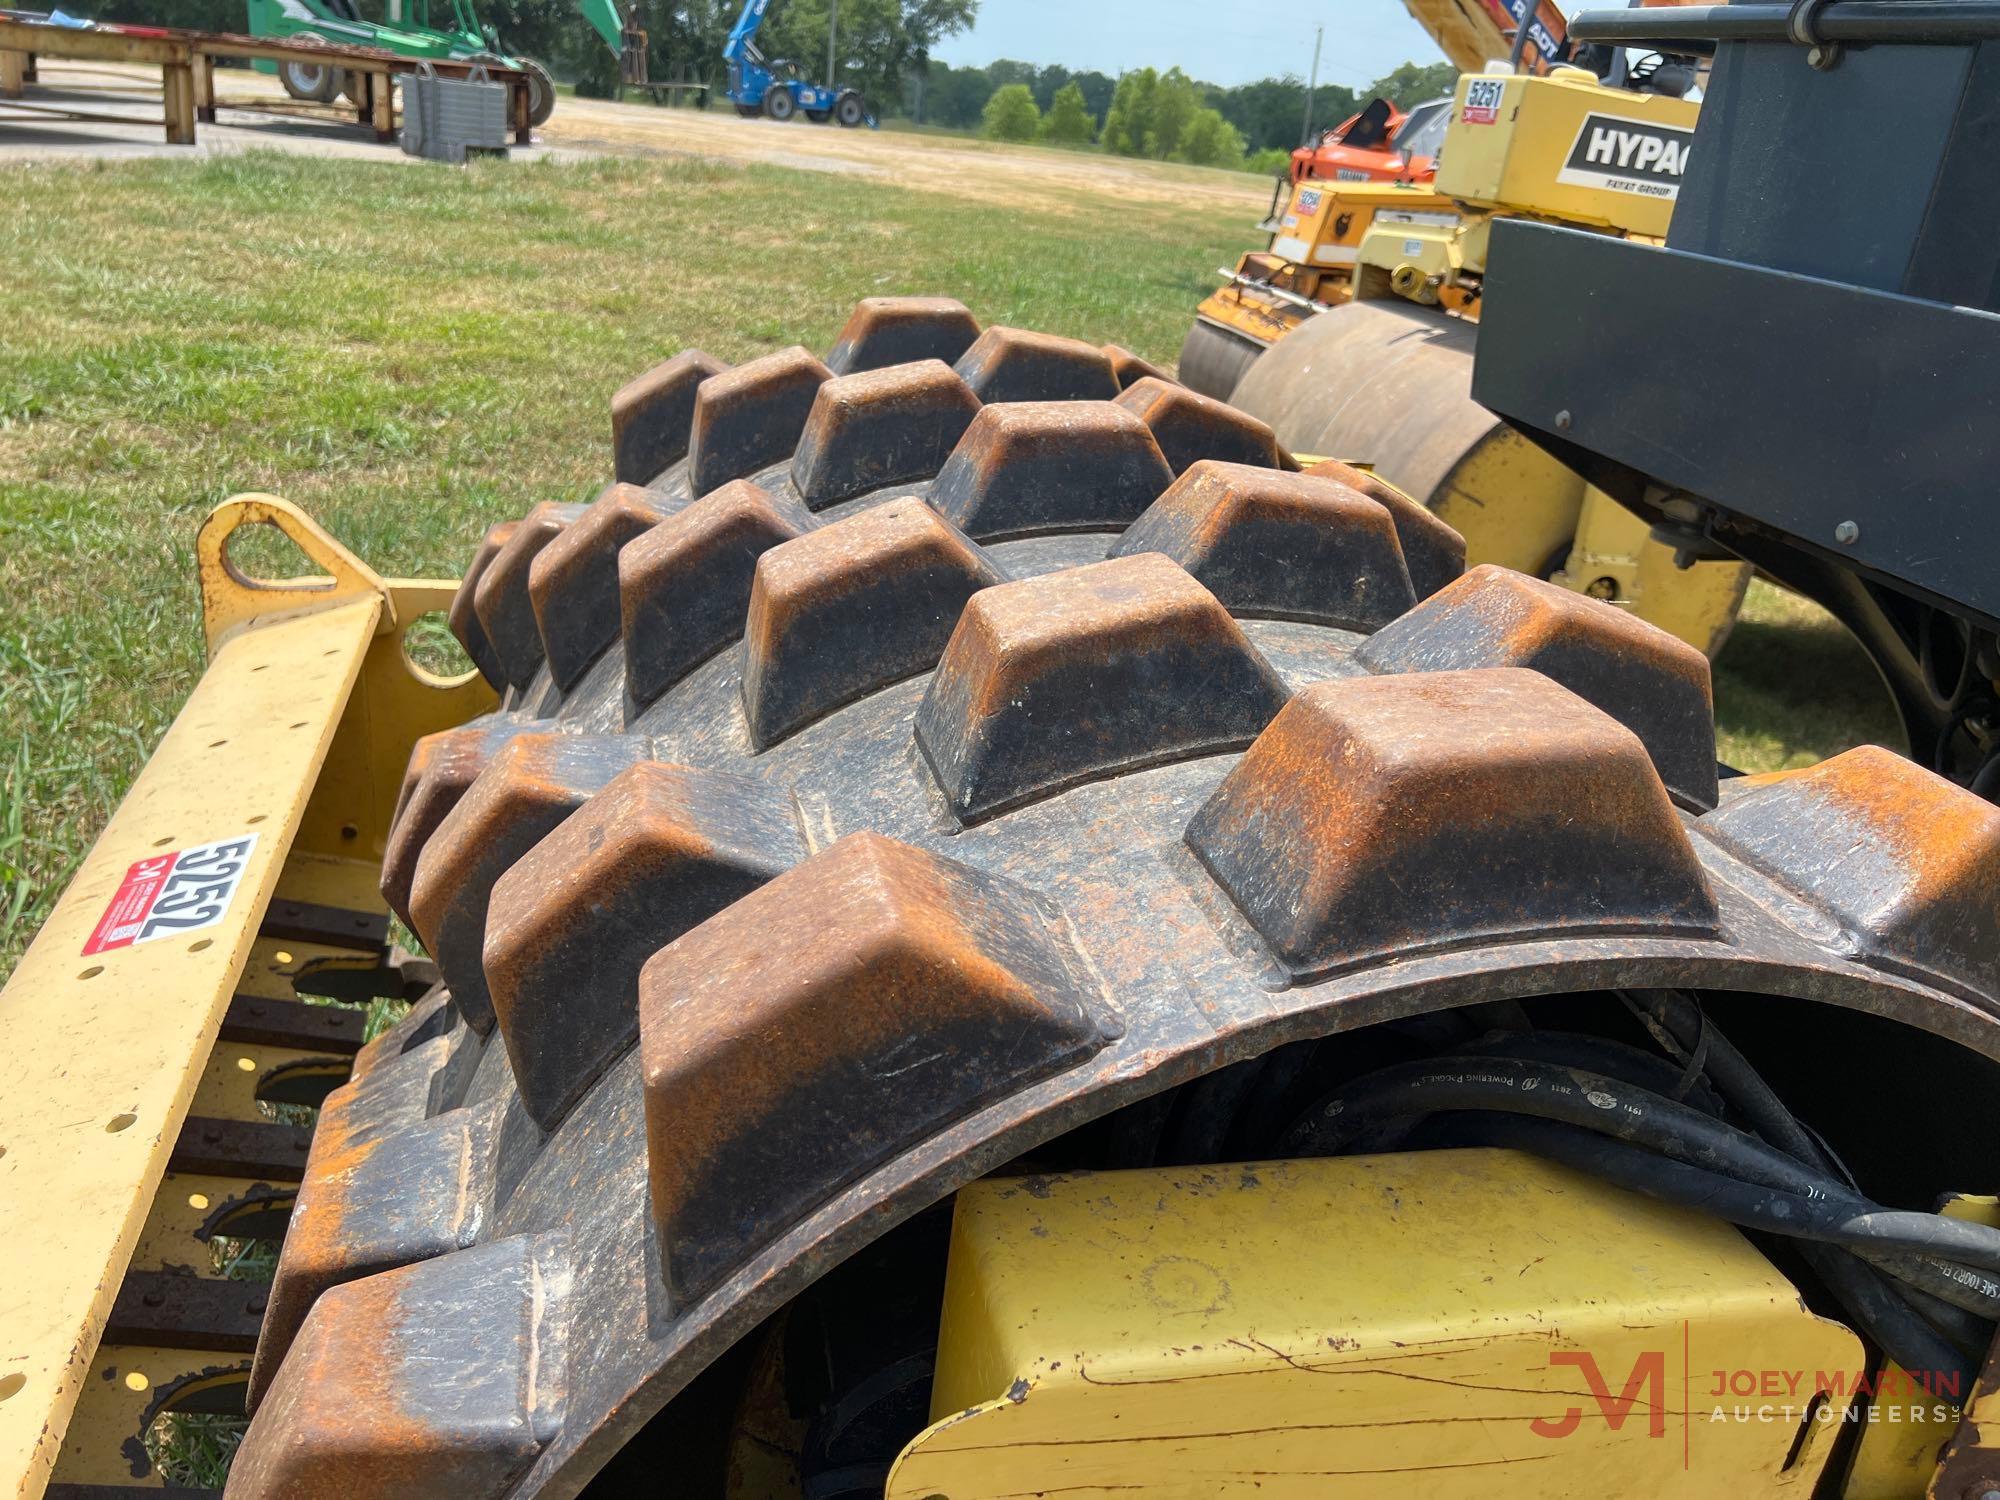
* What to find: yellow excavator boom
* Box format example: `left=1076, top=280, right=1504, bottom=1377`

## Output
left=1403, top=0, right=1716, bottom=75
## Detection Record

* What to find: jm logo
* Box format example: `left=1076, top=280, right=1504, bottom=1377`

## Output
left=1532, top=1350, right=1668, bottom=1439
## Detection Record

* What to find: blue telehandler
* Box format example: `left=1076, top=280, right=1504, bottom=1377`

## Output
left=722, top=0, right=872, bottom=125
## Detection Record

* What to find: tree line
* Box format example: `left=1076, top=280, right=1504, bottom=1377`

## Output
left=949, top=58, right=1456, bottom=171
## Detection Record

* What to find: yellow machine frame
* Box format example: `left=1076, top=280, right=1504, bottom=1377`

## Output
left=1199, top=67, right=1699, bottom=340
left=0, top=498, right=493, bottom=1496
left=1352, top=66, right=1696, bottom=310
left=1431, top=66, right=1692, bottom=235
left=1202, top=184, right=1462, bottom=347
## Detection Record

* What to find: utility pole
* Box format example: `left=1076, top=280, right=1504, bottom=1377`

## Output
left=828, top=0, right=838, bottom=85
left=1300, top=25, right=1323, bottom=145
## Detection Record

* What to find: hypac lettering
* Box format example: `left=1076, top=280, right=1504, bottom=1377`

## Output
left=1581, top=123, right=1687, bottom=179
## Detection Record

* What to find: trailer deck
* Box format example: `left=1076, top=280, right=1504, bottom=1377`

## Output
left=0, top=17, right=533, bottom=146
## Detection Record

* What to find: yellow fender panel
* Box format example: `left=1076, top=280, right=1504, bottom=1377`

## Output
left=891, top=1150, right=1859, bottom=1499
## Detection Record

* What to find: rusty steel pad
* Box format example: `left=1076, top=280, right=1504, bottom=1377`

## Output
left=449, top=520, right=520, bottom=688
left=1114, top=374, right=1295, bottom=475
left=529, top=484, right=669, bottom=692
left=1100, top=341, right=1174, bottom=390
left=473, top=503, right=588, bottom=692
left=823, top=295, right=981, bottom=377
left=929, top=400, right=1175, bottom=542
left=950, top=325, right=1121, bottom=404
left=685, top=346, right=833, bottom=499
left=788, top=360, right=982, bottom=510
left=611, top=348, right=728, bottom=490
left=1109, top=459, right=1419, bottom=631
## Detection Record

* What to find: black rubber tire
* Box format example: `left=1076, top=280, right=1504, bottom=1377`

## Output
left=278, top=33, right=340, bottom=103
left=763, top=86, right=796, bottom=121
left=734, top=102, right=760, bottom=118
left=478, top=54, right=555, bottom=128
left=835, top=91, right=867, bottom=127
left=522, top=58, right=556, bottom=128
left=225, top=299, right=2000, bottom=1500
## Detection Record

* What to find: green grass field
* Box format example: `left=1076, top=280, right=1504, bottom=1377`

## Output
left=0, top=150, right=1900, bottom=978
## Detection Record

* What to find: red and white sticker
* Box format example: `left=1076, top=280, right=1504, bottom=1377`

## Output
left=1462, top=78, right=1505, bottom=125
left=82, top=833, right=260, bottom=956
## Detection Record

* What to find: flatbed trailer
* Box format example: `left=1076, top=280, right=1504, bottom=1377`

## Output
left=0, top=18, right=534, bottom=145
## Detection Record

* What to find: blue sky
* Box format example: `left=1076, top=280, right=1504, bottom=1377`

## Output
left=929, top=1, right=1448, bottom=89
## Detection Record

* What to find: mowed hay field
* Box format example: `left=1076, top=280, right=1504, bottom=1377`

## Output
left=0, top=147, right=1900, bottom=975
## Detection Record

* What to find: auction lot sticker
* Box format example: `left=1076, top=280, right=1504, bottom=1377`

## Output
left=83, top=834, right=260, bottom=955
left=1462, top=78, right=1504, bottom=124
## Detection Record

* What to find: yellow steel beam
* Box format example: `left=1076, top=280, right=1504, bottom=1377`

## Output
left=0, top=595, right=375, bottom=1495
left=0, top=497, right=492, bottom=1498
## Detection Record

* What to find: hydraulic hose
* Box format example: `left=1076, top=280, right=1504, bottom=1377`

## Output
left=1463, top=1027, right=1728, bottom=1118
left=1443, top=1113, right=1979, bottom=1389
left=1889, top=1277, right=1997, bottom=1357
left=1624, top=989, right=1844, bottom=1178
left=1622, top=991, right=2000, bottom=1314
left=1285, top=1054, right=2000, bottom=1314
left=1282, top=1053, right=1861, bottom=1203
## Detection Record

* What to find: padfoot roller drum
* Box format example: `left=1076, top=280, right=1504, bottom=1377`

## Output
left=119, top=297, right=2000, bottom=1500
